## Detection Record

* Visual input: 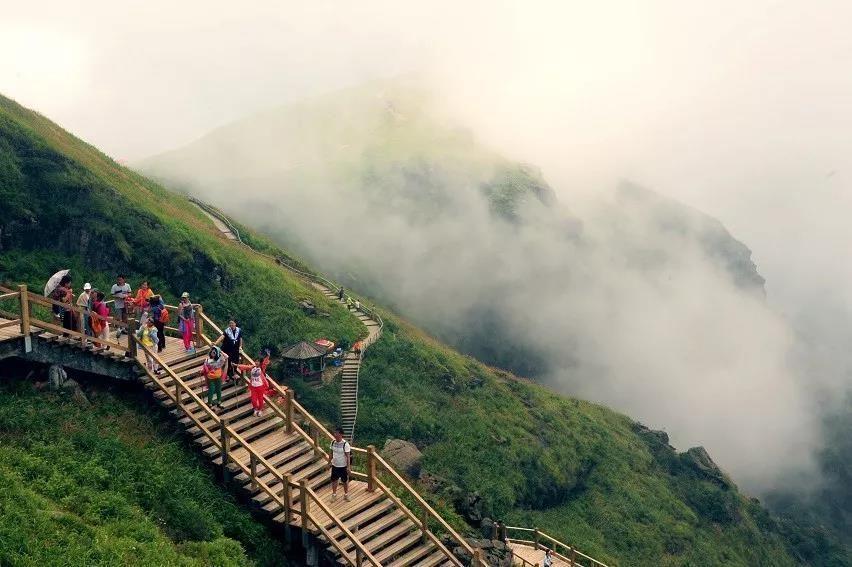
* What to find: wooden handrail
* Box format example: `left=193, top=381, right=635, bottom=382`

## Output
left=369, top=451, right=480, bottom=565
left=504, top=526, right=610, bottom=567
left=302, top=481, right=383, bottom=566
left=373, top=477, right=465, bottom=567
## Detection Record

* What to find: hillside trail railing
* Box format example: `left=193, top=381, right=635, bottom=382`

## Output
left=192, top=307, right=480, bottom=566
left=190, top=197, right=382, bottom=444
left=504, top=526, right=608, bottom=567
left=1, top=283, right=479, bottom=564
left=189, top=197, right=384, bottom=348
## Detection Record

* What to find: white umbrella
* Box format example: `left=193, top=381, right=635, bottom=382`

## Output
left=44, top=269, right=70, bottom=297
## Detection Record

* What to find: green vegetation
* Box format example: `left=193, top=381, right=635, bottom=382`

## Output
left=1, top=92, right=848, bottom=566
left=0, top=94, right=364, bottom=355
left=0, top=372, right=287, bottom=566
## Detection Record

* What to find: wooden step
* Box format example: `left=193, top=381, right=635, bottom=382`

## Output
left=373, top=530, right=423, bottom=563
left=387, top=541, right=436, bottom=566
left=415, top=549, right=453, bottom=567
left=324, top=499, right=396, bottom=540
left=334, top=510, right=408, bottom=553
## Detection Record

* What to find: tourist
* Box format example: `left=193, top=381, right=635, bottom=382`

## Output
left=202, top=346, right=228, bottom=409
left=354, top=299, right=360, bottom=311
left=338, top=286, right=345, bottom=301
left=237, top=350, right=270, bottom=417
left=328, top=427, right=351, bottom=502
left=131, top=280, right=154, bottom=315
left=148, top=295, right=168, bottom=353
left=111, top=274, right=131, bottom=337
left=76, top=283, right=92, bottom=343
left=91, top=291, right=111, bottom=347
left=543, top=549, right=553, bottom=567
left=215, top=319, right=242, bottom=379
left=178, top=292, right=195, bottom=353
left=52, top=275, right=75, bottom=332
left=136, top=317, right=159, bottom=371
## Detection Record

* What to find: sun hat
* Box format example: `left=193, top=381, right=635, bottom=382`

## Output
left=181, top=292, right=190, bottom=298
left=83, top=283, right=92, bottom=290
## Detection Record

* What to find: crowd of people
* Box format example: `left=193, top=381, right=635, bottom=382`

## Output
left=48, top=271, right=353, bottom=488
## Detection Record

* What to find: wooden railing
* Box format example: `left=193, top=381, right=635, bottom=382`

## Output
left=194, top=307, right=481, bottom=566
left=504, top=526, right=608, bottom=567
left=0, top=284, right=131, bottom=353
left=2, top=283, right=478, bottom=565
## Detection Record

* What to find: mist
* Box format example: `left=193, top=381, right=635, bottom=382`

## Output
left=4, top=1, right=852, bottom=498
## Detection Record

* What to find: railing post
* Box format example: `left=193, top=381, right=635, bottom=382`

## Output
left=356, top=548, right=363, bottom=567
left=534, top=528, right=540, bottom=550
left=300, top=479, right=310, bottom=546
left=366, top=445, right=377, bottom=492
left=127, top=318, right=138, bottom=358
left=491, top=521, right=498, bottom=540
left=420, top=505, right=429, bottom=543
left=175, top=380, right=183, bottom=407
left=499, top=522, right=508, bottom=542
left=250, top=452, right=258, bottom=490
left=282, top=473, right=292, bottom=525
left=312, top=427, right=321, bottom=457
left=569, top=547, right=577, bottom=567
left=18, top=284, right=30, bottom=335
left=220, top=419, right=230, bottom=482
left=195, top=304, right=204, bottom=346
left=473, top=548, right=483, bottom=566
left=284, top=388, right=294, bottom=433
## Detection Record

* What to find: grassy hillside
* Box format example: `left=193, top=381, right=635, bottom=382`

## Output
left=0, top=365, right=288, bottom=566
left=0, top=93, right=848, bottom=566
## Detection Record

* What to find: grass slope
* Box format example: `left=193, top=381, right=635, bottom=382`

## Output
left=0, top=371, right=288, bottom=566
left=1, top=92, right=847, bottom=566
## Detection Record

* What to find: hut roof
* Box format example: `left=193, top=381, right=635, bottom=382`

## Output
left=281, top=340, right=327, bottom=360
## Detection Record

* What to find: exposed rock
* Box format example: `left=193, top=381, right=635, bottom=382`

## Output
left=459, top=492, right=484, bottom=524
left=47, top=365, right=68, bottom=391
left=383, top=439, right=423, bottom=477
left=71, top=387, right=91, bottom=408
left=683, top=446, right=732, bottom=488
left=466, top=537, right=513, bottom=567
left=60, top=377, right=80, bottom=392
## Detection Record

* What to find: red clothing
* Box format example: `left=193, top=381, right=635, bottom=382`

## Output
left=238, top=355, right=271, bottom=411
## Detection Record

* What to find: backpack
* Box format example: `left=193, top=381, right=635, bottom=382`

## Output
left=159, top=308, right=170, bottom=323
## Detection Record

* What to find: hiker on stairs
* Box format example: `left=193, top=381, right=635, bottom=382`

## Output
left=328, top=427, right=351, bottom=502
left=178, top=292, right=196, bottom=353
left=215, top=319, right=242, bottom=380
left=136, top=317, right=160, bottom=371
left=237, top=350, right=270, bottom=417
left=202, top=346, right=228, bottom=409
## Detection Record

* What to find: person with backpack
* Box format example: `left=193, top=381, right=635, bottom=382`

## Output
left=148, top=295, right=168, bottom=353
left=237, top=350, right=270, bottom=417
left=178, top=292, right=195, bottom=353
left=202, top=346, right=228, bottom=409
left=543, top=548, right=554, bottom=567
left=215, top=319, right=242, bottom=380
left=328, top=427, right=351, bottom=502
left=136, top=317, right=159, bottom=371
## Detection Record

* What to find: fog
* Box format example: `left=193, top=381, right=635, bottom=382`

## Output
left=3, top=1, right=852, bottom=495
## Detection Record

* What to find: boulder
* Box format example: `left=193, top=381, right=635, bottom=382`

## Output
left=459, top=492, right=484, bottom=524
left=383, top=439, right=423, bottom=477
left=47, top=365, right=68, bottom=391
left=72, top=387, right=91, bottom=408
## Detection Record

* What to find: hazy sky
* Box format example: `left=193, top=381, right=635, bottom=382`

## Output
left=2, top=2, right=850, bottom=305
left=3, top=1, right=852, bottom=361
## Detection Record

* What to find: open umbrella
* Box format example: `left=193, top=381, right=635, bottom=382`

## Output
left=44, top=269, right=70, bottom=297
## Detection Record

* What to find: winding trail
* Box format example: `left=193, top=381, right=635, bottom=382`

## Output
left=192, top=199, right=381, bottom=442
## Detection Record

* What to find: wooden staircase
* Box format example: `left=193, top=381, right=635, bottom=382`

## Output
left=0, top=285, right=480, bottom=566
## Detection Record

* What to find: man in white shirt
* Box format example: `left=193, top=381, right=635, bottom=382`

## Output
left=328, top=427, right=351, bottom=502
left=543, top=548, right=554, bottom=567
left=110, top=274, right=131, bottom=337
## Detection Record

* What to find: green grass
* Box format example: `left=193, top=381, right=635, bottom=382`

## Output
left=0, top=375, right=288, bottom=566
left=0, top=90, right=848, bottom=566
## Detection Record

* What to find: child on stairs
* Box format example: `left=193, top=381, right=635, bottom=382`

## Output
left=237, top=350, right=271, bottom=417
